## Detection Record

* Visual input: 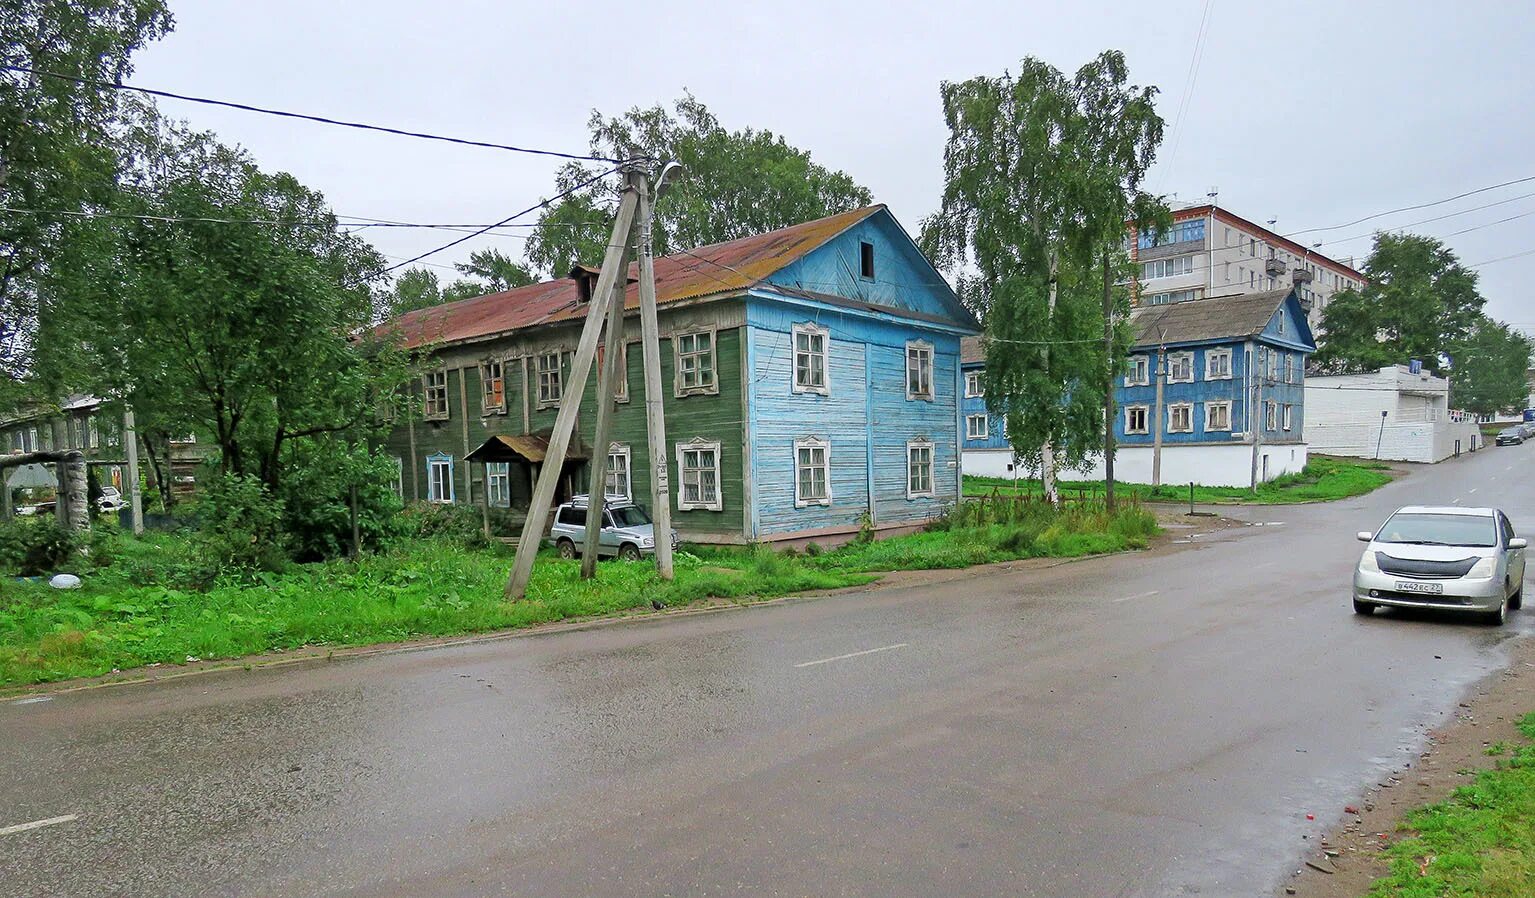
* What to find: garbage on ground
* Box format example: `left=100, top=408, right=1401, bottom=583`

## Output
left=48, top=573, right=81, bottom=589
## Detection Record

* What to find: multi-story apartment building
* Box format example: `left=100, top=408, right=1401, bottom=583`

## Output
left=1132, top=204, right=1366, bottom=330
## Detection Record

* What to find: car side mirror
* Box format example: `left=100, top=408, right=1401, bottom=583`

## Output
left=1510, top=538, right=1527, bottom=550
left=1356, top=531, right=1373, bottom=542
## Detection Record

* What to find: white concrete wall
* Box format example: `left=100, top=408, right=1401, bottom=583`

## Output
left=963, top=443, right=1309, bottom=488
left=1304, top=420, right=1481, bottom=463
left=1305, top=367, right=1474, bottom=463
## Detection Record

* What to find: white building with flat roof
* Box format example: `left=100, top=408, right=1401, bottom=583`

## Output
left=1305, top=365, right=1482, bottom=463
left=1131, top=204, right=1366, bottom=332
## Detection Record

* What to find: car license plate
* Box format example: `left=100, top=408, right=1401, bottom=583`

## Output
left=1395, top=581, right=1444, bottom=595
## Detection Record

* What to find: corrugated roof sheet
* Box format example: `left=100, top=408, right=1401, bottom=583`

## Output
left=961, top=335, right=986, bottom=364
left=465, top=433, right=588, bottom=464
left=380, top=206, right=883, bottom=349
left=1129, top=289, right=1293, bottom=347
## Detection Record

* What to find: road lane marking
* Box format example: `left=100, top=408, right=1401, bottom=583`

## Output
left=1113, top=590, right=1160, bottom=603
left=0, top=815, right=77, bottom=837
left=1469, top=488, right=1478, bottom=494
left=10, top=696, right=51, bottom=706
left=794, top=643, right=908, bottom=668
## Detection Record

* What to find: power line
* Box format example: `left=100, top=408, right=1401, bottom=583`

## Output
left=1, top=64, right=626, bottom=164
left=1469, top=247, right=1535, bottom=269
left=1285, top=174, right=1535, bottom=237
left=1157, top=0, right=1215, bottom=190
left=1316, top=190, right=1535, bottom=247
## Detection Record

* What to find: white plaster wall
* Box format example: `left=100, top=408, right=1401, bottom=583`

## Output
left=1305, top=421, right=1482, bottom=463
left=964, top=443, right=1308, bottom=487
left=962, top=448, right=1019, bottom=479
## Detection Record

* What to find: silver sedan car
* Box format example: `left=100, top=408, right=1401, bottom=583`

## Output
left=1353, top=505, right=1526, bottom=625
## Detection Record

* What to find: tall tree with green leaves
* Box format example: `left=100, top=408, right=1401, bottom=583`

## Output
left=456, top=247, right=534, bottom=292
left=525, top=93, right=872, bottom=276
left=1313, top=232, right=1484, bottom=375
left=925, top=51, right=1163, bottom=503
left=0, top=0, right=174, bottom=408
left=1448, top=316, right=1532, bottom=416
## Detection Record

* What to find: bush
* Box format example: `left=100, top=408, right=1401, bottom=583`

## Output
left=0, top=518, right=82, bottom=576
left=399, top=502, right=490, bottom=548
left=278, top=442, right=407, bottom=561
left=194, top=473, right=289, bottom=576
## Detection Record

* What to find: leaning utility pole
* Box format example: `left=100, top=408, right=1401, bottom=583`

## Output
left=579, top=237, right=633, bottom=579
left=505, top=171, right=642, bottom=599
left=636, top=166, right=677, bottom=580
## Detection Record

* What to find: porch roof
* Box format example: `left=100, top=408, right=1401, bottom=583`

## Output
left=465, top=433, right=589, bottom=465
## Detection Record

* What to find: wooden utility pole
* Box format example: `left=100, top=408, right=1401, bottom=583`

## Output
left=1101, top=251, right=1116, bottom=511
left=580, top=239, right=633, bottom=578
left=1249, top=342, right=1265, bottom=490
left=505, top=173, right=642, bottom=600
left=636, top=171, right=675, bottom=580
left=124, top=407, right=144, bottom=534
left=1151, top=343, right=1166, bottom=487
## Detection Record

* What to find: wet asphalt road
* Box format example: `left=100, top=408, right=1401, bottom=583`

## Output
left=3, top=447, right=1533, bottom=897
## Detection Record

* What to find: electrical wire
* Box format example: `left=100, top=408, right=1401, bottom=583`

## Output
left=0, top=63, right=628, bottom=164
left=1468, top=247, right=1535, bottom=268
left=1285, top=174, right=1535, bottom=237
left=1157, top=0, right=1215, bottom=190
left=1316, top=190, right=1535, bottom=247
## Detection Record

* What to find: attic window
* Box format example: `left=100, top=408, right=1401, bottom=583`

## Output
left=569, top=264, right=601, bottom=305
left=859, top=241, right=875, bottom=280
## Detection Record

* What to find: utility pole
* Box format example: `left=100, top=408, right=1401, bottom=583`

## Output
left=1151, top=341, right=1166, bottom=487
left=123, top=407, right=143, bottom=535
left=1102, top=250, right=1116, bottom=511
left=505, top=171, right=643, bottom=600
left=637, top=165, right=678, bottom=580
left=1249, top=342, right=1265, bottom=490
left=580, top=238, right=633, bottom=579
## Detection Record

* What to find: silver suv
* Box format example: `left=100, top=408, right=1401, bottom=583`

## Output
left=547, top=496, right=678, bottom=561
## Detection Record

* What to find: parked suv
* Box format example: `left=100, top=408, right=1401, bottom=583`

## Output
left=547, top=496, right=678, bottom=561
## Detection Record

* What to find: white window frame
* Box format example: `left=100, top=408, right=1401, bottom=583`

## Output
left=1282, top=404, right=1293, bottom=432
left=674, top=328, right=718, bottom=396
left=536, top=351, right=563, bottom=408
left=1125, top=405, right=1149, bottom=435
left=1125, top=355, right=1150, bottom=386
left=391, top=457, right=404, bottom=498
left=1205, top=401, right=1232, bottom=432
left=1205, top=348, right=1233, bottom=380
left=1167, top=402, right=1194, bottom=434
left=965, top=370, right=983, bottom=398
left=597, top=341, right=629, bottom=402
left=966, top=413, right=989, bottom=440
left=605, top=443, right=631, bottom=499
left=905, top=340, right=934, bottom=401
left=1265, top=400, right=1278, bottom=431
left=486, top=461, right=511, bottom=508
left=426, top=453, right=455, bottom=503
left=676, top=437, right=723, bottom=512
left=906, top=439, right=936, bottom=499
left=481, top=358, right=506, bottom=413
left=793, top=437, right=832, bottom=508
left=791, top=323, right=830, bottom=395
left=423, top=369, right=450, bottom=421
left=1167, top=351, right=1195, bottom=384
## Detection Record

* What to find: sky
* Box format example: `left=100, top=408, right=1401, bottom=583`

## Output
left=128, top=0, right=1535, bottom=328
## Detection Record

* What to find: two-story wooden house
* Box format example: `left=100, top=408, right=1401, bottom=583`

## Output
left=959, top=288, right=1315, bottom=487
left=379, top=205, right=980, bottom=546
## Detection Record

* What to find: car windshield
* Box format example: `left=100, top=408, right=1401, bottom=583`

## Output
left=609, top=505, right=652, bottom=528
left=1376, top=512, right=1497, bottom=548
left=1502, top=428, right=1522, bottom=435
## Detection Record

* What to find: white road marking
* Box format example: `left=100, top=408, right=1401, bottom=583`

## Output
left=10, top=696, right=51, bottom=706
left=1113, top=590, right=1160, bottom=603
left=0, top=815, right=77, bottom=837
left=794, top=643, right=908, bottom=668
left=1469, top=488, right=1478, bottom=494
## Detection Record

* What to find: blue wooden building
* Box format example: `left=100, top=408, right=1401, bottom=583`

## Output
left=380, top=206, right=980, bottom=545
left=960, top=288, right=1315, bottom=487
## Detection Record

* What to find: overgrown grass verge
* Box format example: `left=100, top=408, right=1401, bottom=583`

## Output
left=964, top=456, right=1393, bottom=505
left=1367, top=712, right=1535, bottom=897
left=0, top=501, right=1159, bottom=687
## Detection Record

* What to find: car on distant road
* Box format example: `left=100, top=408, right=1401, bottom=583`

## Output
left=1522, top=421, right=1535, bottom=440
left=547, top=496, right=677, bottom=561
left=1495, top=426, right=1525, bottom=446
left=97, top=486, right=127, bottom=513
left=1353, top=505, right=1525, bottom=625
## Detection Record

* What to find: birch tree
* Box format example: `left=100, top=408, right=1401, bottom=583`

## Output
left=925, top=51, right=1163, bottom=503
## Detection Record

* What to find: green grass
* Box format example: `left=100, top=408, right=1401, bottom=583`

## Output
left=1367, top=712, right=1535, bottom=897
left=964, top=456, right=1393, bottom=506
left=0, top=502, right=1160, bottom=687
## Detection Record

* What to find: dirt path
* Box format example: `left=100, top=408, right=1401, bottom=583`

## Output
left=1281, top=635, right=1535, bottom=896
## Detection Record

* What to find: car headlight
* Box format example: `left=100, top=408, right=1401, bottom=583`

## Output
left=1358, top=550, right=1380, bottom=573
left=1468, top=555, right=1497, bottom=578
left=640, top=537, right=654, bottom=547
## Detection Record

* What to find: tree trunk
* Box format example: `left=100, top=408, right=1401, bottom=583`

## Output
left=1102, top=249, right=1116, bottom=512
left=143, top=434, right=173, bottom=511
left=1040, top=251, right=1060, bottom=506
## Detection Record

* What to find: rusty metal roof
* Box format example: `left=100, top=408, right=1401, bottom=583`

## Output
left=465, top=433, right=589, bottom=464
left=379, top=206, right=883, bottom=349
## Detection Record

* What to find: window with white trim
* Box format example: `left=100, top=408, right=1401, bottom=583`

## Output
left=966, top=414, right=989, bottom=440
left=487, top=462, right=511, bottom=507
left=537, top=352, right=563, bottom=406
left=792, top=323, right=829, bottom=394
left=1205, top=348, right=1232, bottom=380
left=1283, top=353, right=1294, bottom=384
left=1265, top=400, right=1278, bottom=431
left=1167, top=352, right=1194, bottom=383
left=1282, top=404, right=1293, bottom=431
left=427, top=453, right=455, bottom=503
left=965, top=370, right=983, bottom=398
left=596, top=342, right=630, bottom=402
left=906, top=341, right=933, bottom=400
left=605, top=444, right=631, bottom=499
left=1125, top=405, right=1149, bottom=434
left=1125, top=355, right=1150, bottom=386
left=676, top=438, right=722, bottom=511
left=481, top=359, right=505, bottom=413
left=794, top=437, right=831, bottom=507
left=906, top=440, right=935, bottom=498
left=1205, top=401, right=1231, bottom=432
left=1168, top=403, right=1193, bottom=433
left=423, top=370, right=449, bottom=420
left=675, top=330, right=716, bottom=395
left=1140, top=255, right=1195, bottom=280
left=391, top=457, right=404, bottom=499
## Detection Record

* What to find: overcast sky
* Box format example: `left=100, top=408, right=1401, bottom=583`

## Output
left=129, top=0, right=1535, bottom=327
